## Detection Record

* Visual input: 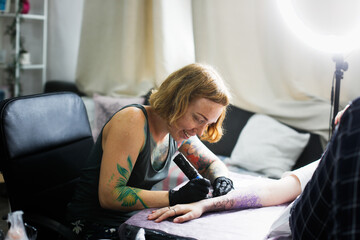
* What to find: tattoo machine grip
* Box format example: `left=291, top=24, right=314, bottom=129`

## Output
left=173, top=152, right=203, bottom=180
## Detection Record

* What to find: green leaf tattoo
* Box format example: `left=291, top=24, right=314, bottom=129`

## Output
left=114, top=156, right=148, bottom=208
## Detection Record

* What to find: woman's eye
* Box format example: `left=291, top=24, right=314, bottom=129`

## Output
left=193, top=115, right=204, bottom=124
left=197, top=117, right=205, bottom=124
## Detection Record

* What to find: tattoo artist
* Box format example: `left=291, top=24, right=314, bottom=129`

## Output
left=66, top=63, right=234, bottom=239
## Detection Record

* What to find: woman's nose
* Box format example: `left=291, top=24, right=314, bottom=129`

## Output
left=196, top=124, right=207, bottom=137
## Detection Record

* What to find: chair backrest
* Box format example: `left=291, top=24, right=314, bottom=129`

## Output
left=0, top=92, right=94, bottom=233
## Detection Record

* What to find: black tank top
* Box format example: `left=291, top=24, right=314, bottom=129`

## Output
left=67, top=104, right=177, bottom=226
left=127, top=104, right=177, bottom=188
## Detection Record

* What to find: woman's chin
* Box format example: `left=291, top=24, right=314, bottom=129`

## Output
left=169, top=133, right=181, bottom=142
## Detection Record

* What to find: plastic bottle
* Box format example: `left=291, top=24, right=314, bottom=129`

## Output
left=5, top=211, right=29, bottom=240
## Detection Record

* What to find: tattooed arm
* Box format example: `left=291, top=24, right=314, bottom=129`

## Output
left=98, top=107, right=169, bottom=211
left=148, top=174, right=301, bottom=223
left=179, top=136, right=228, bottom=182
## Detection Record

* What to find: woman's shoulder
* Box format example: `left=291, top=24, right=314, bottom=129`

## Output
left=102, top=106, right=148, bottom=146
left=105, top=106, right=147, bottom=132
left=114, top=105, right=147, bottom=120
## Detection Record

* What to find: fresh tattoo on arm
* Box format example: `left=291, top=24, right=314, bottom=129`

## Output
left=113, top=156, right=148, bottom=208
left=205, top=191, right=262, bottom=212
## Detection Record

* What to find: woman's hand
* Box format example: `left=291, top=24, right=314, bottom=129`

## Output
left=148, top=202, right=205, bottom=223
left=212, top=176, right=234, bottom=197
left=168, top=178, right=211, bottom=206
left=334, top=104, right=350, bottom=125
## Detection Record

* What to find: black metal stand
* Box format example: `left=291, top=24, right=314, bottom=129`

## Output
left=332, top=55, right=348, bottom=130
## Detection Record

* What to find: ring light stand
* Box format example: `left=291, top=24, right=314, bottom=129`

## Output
left=331, top=55, right=348, bottom=131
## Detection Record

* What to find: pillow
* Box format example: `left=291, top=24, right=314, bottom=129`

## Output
left=92, top=94, right=145, bottom=140
left=225, top=114, right=310, bottom=178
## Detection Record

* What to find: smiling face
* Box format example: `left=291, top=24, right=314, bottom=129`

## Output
left=149, top=63, right=230, bottom=143
left=168, top=98, right=225, bottom=143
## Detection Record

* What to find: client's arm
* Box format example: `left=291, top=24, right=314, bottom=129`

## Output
left=148, top=174, right=301, bottom=223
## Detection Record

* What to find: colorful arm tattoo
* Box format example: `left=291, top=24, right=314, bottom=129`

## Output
left=113, top=156, right=148, bottom=208
left=181, top=137, right=228, bottom=180
left=182, top=138, right=213, bottom=172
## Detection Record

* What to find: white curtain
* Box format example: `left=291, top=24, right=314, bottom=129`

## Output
left=75, top=0, right=360, bottom=141
left=76, top=0, right=195, bottom=97
left=47, top=0, right=84, bottom=82
left=192, top=0, right=360, bottom=140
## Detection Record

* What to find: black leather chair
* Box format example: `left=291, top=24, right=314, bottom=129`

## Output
left=0, top=92, right=94, bottom=239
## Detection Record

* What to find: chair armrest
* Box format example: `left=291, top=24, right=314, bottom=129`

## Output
left=23, top=213, right=77, bottom=240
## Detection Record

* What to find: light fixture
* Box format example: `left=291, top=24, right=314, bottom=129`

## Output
left=277, top=0, right=360, bottom=132
left=277, top=0, right=360, bottom=54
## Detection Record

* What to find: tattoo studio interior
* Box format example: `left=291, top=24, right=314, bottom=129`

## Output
left=1, top=0, right=360, bottom=239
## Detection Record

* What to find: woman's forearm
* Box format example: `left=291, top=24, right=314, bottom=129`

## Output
left=99, top=186, right=169, bottom=211
left=179, top=136, right=229, bottom=182
left=200, top=189, right=262, bottom=213
left=203, top=159, right=229, bottom=182
left=201, top=175, right=301, bottom=213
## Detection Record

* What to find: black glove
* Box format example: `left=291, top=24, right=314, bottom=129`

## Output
left=169, top=178, right=211, bottom=206
left=212, top=176, right=234, bottom=197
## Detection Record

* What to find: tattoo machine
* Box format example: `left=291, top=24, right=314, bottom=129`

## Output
left=173, top=152, right=203, bottom=180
